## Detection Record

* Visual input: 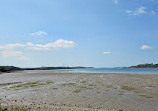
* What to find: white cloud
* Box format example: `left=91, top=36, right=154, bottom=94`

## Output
left=151, top=10, right=156, bottom=15
left=0, top=39, right=75, bottom=51
left=134, top=7, right=146, bottom=15
left=126, top=10, right=133, bottom=15
left=0, top=43, right=25, bottom=50
left=103, top=52, right=111, bottom=54
left=114, top=0, right=119, bottom=4
left=126, top=7, right=146, bottom=16
left=140, top=45, right=152, bottom=50
left=1, top=50, right=27, bottom=60
left=26, top=39, right=75, bottom=50
left=30, top=31, right=47, bottom=36
left=26, top=42, right=34, bottom=47
left=0, top=39, right=75, bottom=60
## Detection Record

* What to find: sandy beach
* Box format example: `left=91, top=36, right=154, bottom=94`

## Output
left=0, top=70, right=158, bottom=111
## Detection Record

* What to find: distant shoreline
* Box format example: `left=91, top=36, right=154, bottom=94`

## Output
left=129, top=63, right=158, bottom=68
left=2, top=64, right=158, bottom=75
left=0, top=66, right=93, bottom=73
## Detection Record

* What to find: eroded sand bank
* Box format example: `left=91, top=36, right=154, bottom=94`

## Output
left=0, top=70, right=158, bottom=111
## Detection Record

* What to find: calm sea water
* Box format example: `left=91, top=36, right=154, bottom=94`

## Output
left=72, top=68, right=158, bottom=74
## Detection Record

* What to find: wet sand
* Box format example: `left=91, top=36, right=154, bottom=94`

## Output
left=0, top=70, right=158, bottom=111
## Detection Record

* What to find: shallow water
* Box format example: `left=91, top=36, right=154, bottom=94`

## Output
left=72, top=68, right=158, bottom=74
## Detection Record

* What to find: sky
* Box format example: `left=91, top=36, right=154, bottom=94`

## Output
left=0, top=0, right=158, bottom=68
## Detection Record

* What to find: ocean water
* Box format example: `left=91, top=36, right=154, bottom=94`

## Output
left=72, top=68, right=158, bottom=74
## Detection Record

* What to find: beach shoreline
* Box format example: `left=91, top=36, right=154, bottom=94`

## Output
left=0, top=70, right=158, bottom=111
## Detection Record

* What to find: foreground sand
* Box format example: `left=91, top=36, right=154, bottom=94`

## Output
left=0, top=70, right=158, bottom=111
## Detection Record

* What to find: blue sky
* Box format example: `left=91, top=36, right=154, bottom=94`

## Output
left=0, top=0, right=158, bottom=67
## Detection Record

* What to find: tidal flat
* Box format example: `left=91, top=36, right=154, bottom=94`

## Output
left=0, top=70, right=158, bottom=111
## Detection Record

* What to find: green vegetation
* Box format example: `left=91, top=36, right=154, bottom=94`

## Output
left=118, top=93, right=124, bottom=95
left=106, top=85, right=113, bottom=88
left=133, top=90, right=142, bottom=93
left=21, top=66, right=93, bottom=70
left=61, top=83, right=76, bottom=86
left=118, top=91, right=125, bottom=95
left=138, top=94, right=153, bottom=98
left=0, top=66, right=93, bottom=73
left=130, top=63, right=158, bottom=68
left=78, top=86, right=88, bottom=89
left=0, top=107, right=26, bottom=111
left=52, top=88, right=58, bottom=90
left=11, top=109, right=26, bottom=111
left=147, top=85, right=156, bottom=88
left=88, top=84, right=96, bottom=87
left=80, top=81, right=87, bottom=83
left=0, top=66, right=20, bottom=72
left=46, top=80, right=54, bottom=84
left=73, top=89, right=82, bottom=93
left=121, top=86, right=134, bottom=91
left=9, top=81, right=53, bottom=89
left=78, top=85, right=93, bottom=90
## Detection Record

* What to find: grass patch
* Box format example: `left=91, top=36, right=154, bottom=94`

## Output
left=73, top=85, right=94, bottom=93
left=0, top=107, right=27, bottom=111
left=9, top=80, right=53, bottom=89
left=147, top=85, right=156, bottom=88
left=78, top=86, right=88, bottom=89
left=121, top=86, right=134, bottom=91
left=52, top=88, right=58, bottom=90
left=88, top=84, right=96, bottom=87
left=106, top=85, right=113, bottom=88
left=12, top=109, right=26, bottom=111
left=133, top=90, right=142, bottom=93
left=80, top=81, right=87, bottom=83
left=138, top=94, right=153, bottom=98
left=114, top=87, right=118, bottom=89
left=118, top=91, right=124, bottom=95
left=118, top=93, right=124, bottom=95
left=118, top=93, right=124, bottom=96
left=61, top=83, right=76, bottom=86
left=76, top=85, right=94, bottom=91
left=46, top=80, right=54, bottom=84
left=73, top=89, right=82, bottom=93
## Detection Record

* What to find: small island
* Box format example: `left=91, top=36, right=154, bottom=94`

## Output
left=130, top=63, right=158, bottom=68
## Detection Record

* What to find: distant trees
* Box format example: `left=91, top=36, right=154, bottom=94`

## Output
left=130, top=63, right=158, bottom=68
left=21, top=66, right=92, bottom=70
left=0, top=67, right=6, bottom=72
left=0, top=66, right=92, bottom=73
left=0, top=66, right=20, bottom=72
